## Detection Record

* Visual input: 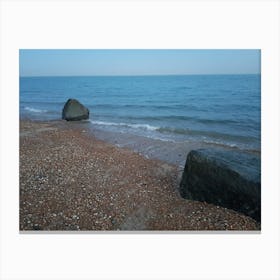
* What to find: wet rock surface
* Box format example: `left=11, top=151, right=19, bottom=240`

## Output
left=180, top=148, right=261, bottom=221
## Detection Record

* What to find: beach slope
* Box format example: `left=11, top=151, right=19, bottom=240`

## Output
left=20, top=120, right=260, bottom=231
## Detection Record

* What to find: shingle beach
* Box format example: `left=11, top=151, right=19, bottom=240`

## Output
left=20, top=120, right=260, bottom=231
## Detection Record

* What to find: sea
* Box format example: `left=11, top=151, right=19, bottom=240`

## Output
left=20, top=74, right=261, bottom=167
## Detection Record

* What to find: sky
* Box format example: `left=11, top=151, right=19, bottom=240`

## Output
left=19, top=49, right=260, bottom=77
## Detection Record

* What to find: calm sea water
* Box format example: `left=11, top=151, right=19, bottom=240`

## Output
left=20, top=75, right=261, bottom=153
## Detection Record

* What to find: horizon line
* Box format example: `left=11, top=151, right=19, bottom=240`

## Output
left=20, top=73, right=260, bottom=78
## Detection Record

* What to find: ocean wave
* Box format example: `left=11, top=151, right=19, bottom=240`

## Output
left=89, top=104, right=201, bottom=111
left=175, top=86, right=193, bottom=90
left=157, top=126, right=255, bottom=141
left=90, top=111, right=257, bottom=127
left=90, top=120, right=159, bottom=131
left=201, top=139, right=260, bottom=152
left=202, top=139, right=238, bottom=148
left=90, top=119, right=256, bottom=143
left=24, top=106, right=47, bottom=113
left=22, top=101, right=65, bottom=106
left=157, top=127, right=190, bottom=135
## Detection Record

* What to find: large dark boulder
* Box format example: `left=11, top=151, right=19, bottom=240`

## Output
left=62, top=99, right=89, bottom=121
left=179, top=148, right=261, bottom=221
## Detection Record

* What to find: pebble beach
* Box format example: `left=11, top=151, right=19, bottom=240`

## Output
left=20, top=120, right=260, bottom=231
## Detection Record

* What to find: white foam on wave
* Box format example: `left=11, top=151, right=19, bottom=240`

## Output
left=90, top=120, right=159, bottom=131
left=203, top=139, right=238, bottom=148
left=129, top=123, right=159, bottom=130
left=24, top=106, right=47, bottom=113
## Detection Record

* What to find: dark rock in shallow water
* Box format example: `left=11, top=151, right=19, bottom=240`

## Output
left=62, top=99, right=89, bottom=121
left=179, top=148, right=261, bottom=221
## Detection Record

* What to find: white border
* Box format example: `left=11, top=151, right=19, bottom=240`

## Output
left=1, top=0, right=280, bottom=279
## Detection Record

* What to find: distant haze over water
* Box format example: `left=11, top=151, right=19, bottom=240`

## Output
left=20, top=74, right=261, bottom=153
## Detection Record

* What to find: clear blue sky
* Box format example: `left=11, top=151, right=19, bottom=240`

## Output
left=19, top=49, right=260, bottom=77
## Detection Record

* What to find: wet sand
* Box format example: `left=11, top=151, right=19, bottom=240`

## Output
left=20, top=120, right=260, bottom=231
